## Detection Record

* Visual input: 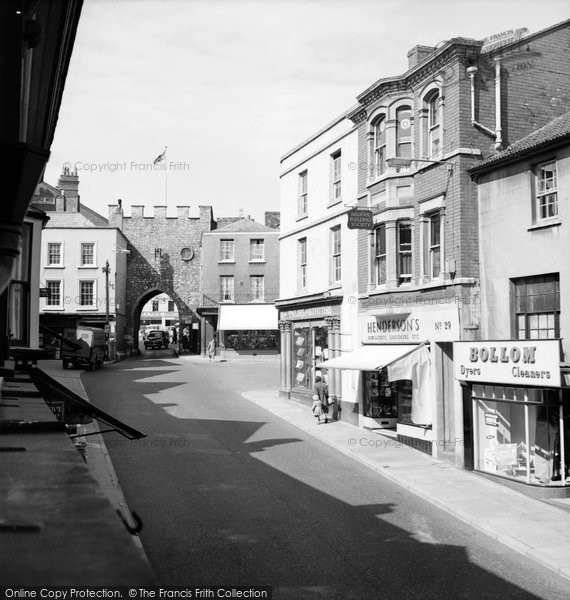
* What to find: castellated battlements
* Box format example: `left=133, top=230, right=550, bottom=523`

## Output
left=107, top=201, right=216, bottom=232
left=108, top=203, right=205, bottom=220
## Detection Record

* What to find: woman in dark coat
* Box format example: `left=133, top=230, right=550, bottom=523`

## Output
left=314, top=376, right=329, bottom=424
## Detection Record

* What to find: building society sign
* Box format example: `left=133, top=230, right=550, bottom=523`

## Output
left=453, top=340, right=561, bottom=387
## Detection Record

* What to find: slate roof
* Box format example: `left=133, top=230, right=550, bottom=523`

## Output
left=213, top=218, right=276, bottom=233
left=471, top=111, right=570, bottom=174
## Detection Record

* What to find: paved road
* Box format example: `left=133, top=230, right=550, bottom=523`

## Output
left=82, top=352, right=570, bottom=599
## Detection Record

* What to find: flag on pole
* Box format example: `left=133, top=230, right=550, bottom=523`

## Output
left=153, top=149, right=166, bottom=165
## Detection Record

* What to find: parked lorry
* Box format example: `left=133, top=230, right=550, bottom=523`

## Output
left=61, top=326, right=106, bottom=371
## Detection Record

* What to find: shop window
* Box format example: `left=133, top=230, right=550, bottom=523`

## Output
left=397, top=221, right=412, bottom=285
left=374, top=224, right=386, bottom=286
left=298, top=171, right=308, bottom=218
left=331, top=150, right=342, bottom=203
left=47, top=242, right=63, bottom=266
left=81, top=242, right=95, bottom=266
left=372, top=116, right=386, bottom=177
left=78, top=280, right=95, bottom=308
left=219, top=239, right=234, bottom=261
left=472, top=385, right=564, bottom=485
left=250, top=275, right=264, bottom=302
left=250, top=239, right=264, bottom=261
left=396, top=106, right=412, bottom=159
left=220, top=276, right=234, bottom=302
left=224, top=330, right=278, bottom=351
left=330, top=226, right=341, bottom=284
left=429, top=212, right=441, bottom=278
left=512, top=274, right=559, bottom=339
left=298, top=238, right=307, bottom=290
left=535, top=160, right=558, bottom=221
left=293, top=324, right=328, bottom=390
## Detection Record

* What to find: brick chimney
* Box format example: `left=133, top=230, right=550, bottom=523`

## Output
left=407, top=45, right=436, bottom=69
left=264, top=211, right=280, bottom=230
left=57, top=165, right=79, bottom=212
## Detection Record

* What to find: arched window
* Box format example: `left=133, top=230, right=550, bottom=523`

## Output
left=396, top=105, right=412, bottom=158
left=373, top=116, right=386, bottom=177
left=426, top=91, right=440, bottom=156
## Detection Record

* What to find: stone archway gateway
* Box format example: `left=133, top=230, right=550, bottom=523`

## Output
left=108, top=202, right=218, bottom=354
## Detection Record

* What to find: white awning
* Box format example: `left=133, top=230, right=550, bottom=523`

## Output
left=218, top=304, right=279, bottom=331
left=317, top=344, right=419, bottom=370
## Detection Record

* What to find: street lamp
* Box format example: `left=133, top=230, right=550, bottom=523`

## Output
left=102, top=260, right=111, bottom=359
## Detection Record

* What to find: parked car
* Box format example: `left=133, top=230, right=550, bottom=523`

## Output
left=144, top=330, right=169, bottom=349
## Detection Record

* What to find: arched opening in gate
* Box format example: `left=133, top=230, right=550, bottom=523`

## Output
left=132, top=288, right=201, bottom=355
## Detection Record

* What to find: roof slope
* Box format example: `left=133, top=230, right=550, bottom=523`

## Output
left=472, top=110, right=570, bottom=173
left=213, top=218, right=276, bottom=233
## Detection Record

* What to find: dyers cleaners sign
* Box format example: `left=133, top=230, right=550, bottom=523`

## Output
left=453, top=340, right=561, bottom=387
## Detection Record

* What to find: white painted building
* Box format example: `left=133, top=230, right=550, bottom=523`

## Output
left=277, top=110, right=361, bottom=424
left=33, top=169, right=130, bottom=357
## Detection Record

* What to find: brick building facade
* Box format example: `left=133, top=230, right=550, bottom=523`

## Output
left=200, top=215, right=280, bottom=356
left=281, top=19, right=570, bottom=465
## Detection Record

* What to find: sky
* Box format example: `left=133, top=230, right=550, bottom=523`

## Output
left=45, top=0, right=570, bottom=224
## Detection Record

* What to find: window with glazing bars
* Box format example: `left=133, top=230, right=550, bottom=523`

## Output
left=397, top=222, right=412, bottom=284
left=81, top=243, right=94, bottom=265
left=396, top=106, right=412, bottom=159
left=250, top=239, right=264, bottom=261
left=46, top=281, right=61, bottom=306
left=429, top=212, right=441, bottom=278
left=428, top=92, right=440, bottom=156
left=251, top=275, right=264, bottom=301
left=513, top=274, right=559, bottom=339
left=220, top=276, right=234, bottom=302
left=330, top=226, right=341, bottom=283
left=220, top=239, right=234, bottom=261
left=79, top=281, right=94, bottom=306
left=536, top=161, right=558, bottom=220
left=298, top=171, right=308, bottom=216
left=375, top=224, right=386, bottom=285
left=331, top=151, right=341, bottom=201
left=48, top=243, right=61, bottom=265
left=298, top=238, right=307, bottom=289
left=374, top=117, right=386, bottom=177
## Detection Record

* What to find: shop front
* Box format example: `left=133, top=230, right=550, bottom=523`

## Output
left=277, top=299, right=342, bottom=405
left=319, top=303, right=461, bottom=457
left=217, top=304, right=279, bottom=356
left=455, top=340, right=569, bottom=493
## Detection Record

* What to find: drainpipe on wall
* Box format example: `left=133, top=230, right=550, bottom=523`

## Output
left=467, top=62, right=503, bottom=150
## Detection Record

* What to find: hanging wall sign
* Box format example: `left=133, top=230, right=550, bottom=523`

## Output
left=347, top=209, right=374, bottom=230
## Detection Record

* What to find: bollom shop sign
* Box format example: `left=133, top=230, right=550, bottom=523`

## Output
left=453, top=340, right=561, bottom=387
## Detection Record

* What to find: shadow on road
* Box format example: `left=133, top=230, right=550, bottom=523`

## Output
left=80, top=356, right=553, bottom=600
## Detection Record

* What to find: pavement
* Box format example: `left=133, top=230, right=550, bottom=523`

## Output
left=240, top=387, right=570, bottom=583
left=36, top=359, right=147, bottom=553
left=38, top=355, right=570, bottom=584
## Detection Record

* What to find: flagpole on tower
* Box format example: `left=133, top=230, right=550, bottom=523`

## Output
left=164, top=146, right=168, bottom=207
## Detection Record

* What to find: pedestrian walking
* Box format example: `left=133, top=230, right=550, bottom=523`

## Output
left=207, top=337, right=216, bottom=362
left=314, top=375, right=329, bottom=423
left=311, top=394, right=325, bottom=424
left=172, top=327, right=178, bottom=345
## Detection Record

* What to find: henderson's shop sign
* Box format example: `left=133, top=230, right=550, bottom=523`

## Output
left=453, top=340, right=561, bottom=388
left=362, top=306, right=460, bottom=343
